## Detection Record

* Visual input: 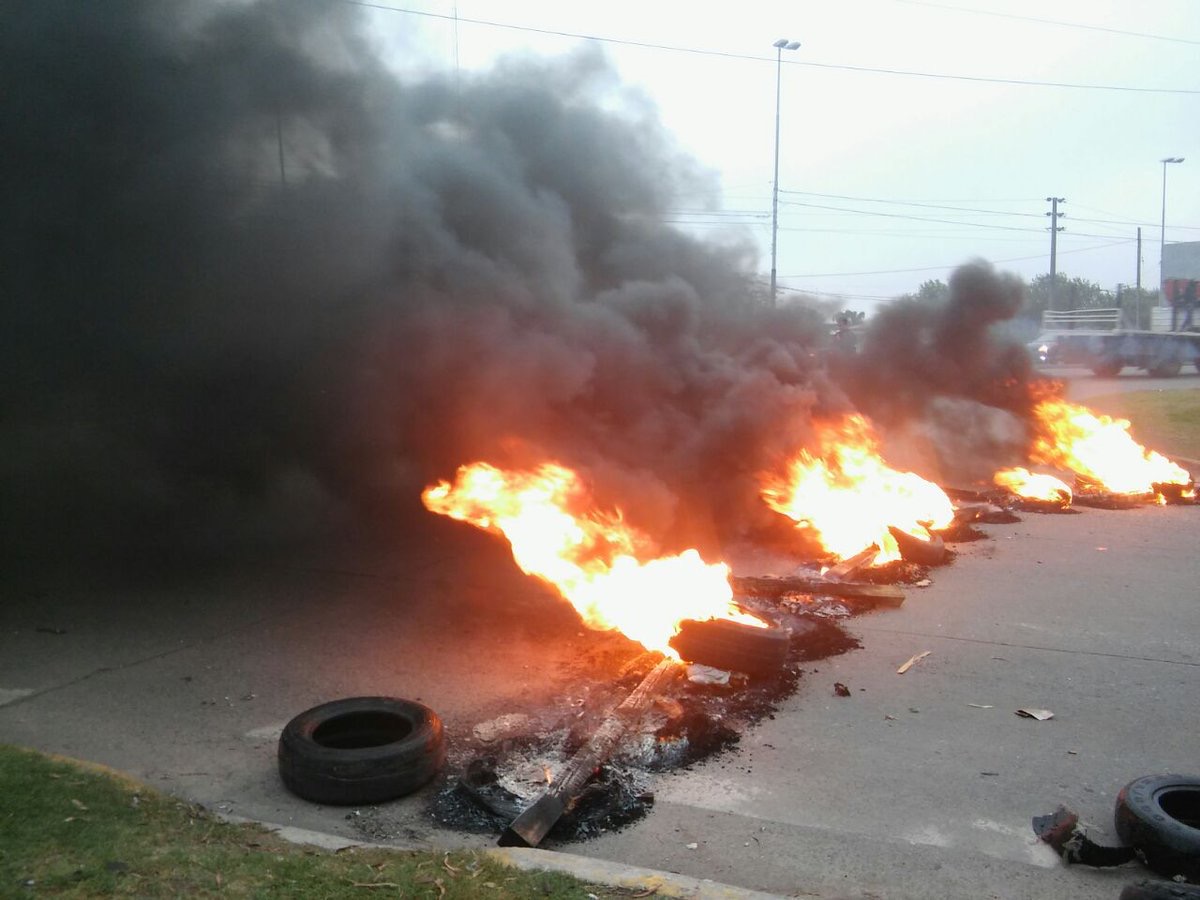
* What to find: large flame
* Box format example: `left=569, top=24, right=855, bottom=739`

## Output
left=761, top=414, right=955, bottom=563
left=421, top=461, right=755, bottom=656
left=993, top=467, right=1072, bottom=505
left=1029, top=399, right=1190, bottom=495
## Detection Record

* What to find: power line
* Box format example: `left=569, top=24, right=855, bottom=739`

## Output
left=892, top=0, right=1200, bottom=47
left=779, top=189, right=1044, bottom=219
left=348, top=1, right=1200, bottom=95
left=778, top=237, right=1133, bottom=278
left=777, top=198, right=1179, bottom=240
left=777, top=225, right=1051, bottom=242
left=780, top=199, right=1052, bottom=234
left=779, top=189, right=1200, bottom=232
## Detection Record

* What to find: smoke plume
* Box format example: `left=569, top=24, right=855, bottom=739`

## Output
left=831, top=260, right=1043, bottom=482
left=2, top=0, right=834, bottom=564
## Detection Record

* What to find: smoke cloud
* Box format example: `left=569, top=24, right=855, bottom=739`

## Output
left=2, top=0, right=835, bottom=565
left=831, top=260, right=1045, bottom=483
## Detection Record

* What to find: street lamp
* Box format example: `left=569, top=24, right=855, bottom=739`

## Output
left=1160, top=156, right=1184, bottom=303
left=770, top=37, right=800, bottom=305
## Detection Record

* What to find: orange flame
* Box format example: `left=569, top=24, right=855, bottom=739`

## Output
left=993, top=467, right=1072, bottom=504
left=1030, top=399, right=1190, bottom=495
left=761, top=414, right=955, bottom=563
left=421, top=461, right=757, bottom=656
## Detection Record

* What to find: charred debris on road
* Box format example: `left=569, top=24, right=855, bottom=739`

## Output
left=340, top=478, right=1200, bottom=849
left=419, top=546, right=933, bottom=846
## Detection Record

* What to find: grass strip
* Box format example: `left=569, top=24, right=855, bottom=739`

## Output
left=0, top=744, right=630, bottom=898
left=1079, top=389, right=1200, bottom=461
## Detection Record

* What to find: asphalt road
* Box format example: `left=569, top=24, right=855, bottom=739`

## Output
left=3, top=377, right=1198, bottom=900
left=1041, top=364, right=1200, bottom=402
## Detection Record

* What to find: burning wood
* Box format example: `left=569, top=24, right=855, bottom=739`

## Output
left=1155, top=481, right=1198, bottom=504
left=498, top=658, right=680, bottom=848
left=1072, top=474, right=1196, bottom=509
left=422, top=462, right=766, bottom=656
left=1029, top=399, right=1190, bottom=497
left=993, top=467, right=1072, bottom=509
left=761, top=413, right=954, bottom=565
left=824, top=546, right=880, bottom=580
left=732, top=575, right=904, bottom=609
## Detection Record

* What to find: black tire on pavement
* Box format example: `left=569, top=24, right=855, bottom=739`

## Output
left=1115, top=774, right=1200, bottom=883
left=888, top=526, right=946, bottom=565
left=278, top=696, right=445, bottom=805
left=669, top=618, right=789, bottom=677
left=1091, top=356, right=1123, bottom=377
left=1120, top=881, right=1200, bottom=900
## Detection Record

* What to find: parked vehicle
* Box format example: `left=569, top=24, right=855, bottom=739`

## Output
left=1032, top=307, right=1200, bottom=377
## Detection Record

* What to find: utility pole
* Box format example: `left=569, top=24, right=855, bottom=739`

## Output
left=1160, top=157, right=1185, bottom=300
left=770, top=38, right=800, bottom=306
left=276, top=110, right=287, bottom=187
left=1045, top=197, right=1065, bottom=309
left=1136, top=227, right=1143, bottom=328
left=1136, top=227, right=1142, bottom=292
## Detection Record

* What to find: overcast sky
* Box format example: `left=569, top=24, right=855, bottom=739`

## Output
left=363, top=0, right=1198, bottom=311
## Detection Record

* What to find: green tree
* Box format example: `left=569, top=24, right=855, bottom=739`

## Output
left=897, top=279, right=950, bottom=305
left=1021, top=273, right=1107, bottom=322
left=834, top=309, right=866, bottom=324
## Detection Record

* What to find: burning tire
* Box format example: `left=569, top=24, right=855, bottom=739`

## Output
left=1115, top=774, right=1200, bottom=882
left=669, top=618, right=789, bottom=677
left=278, top=696, right=445, bottom=805
left=887, top=526, right=946, bottom=565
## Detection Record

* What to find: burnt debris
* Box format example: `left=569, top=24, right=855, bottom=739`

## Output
left=424, top=604, right=860, bottom=845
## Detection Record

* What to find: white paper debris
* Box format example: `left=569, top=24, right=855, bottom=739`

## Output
left=1016, top=708, right=1054, bottom=721
left=686, top=664, right=731, bottom=685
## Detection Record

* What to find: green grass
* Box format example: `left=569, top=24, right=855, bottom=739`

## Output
left=1079, top=389, right=1200, bottom=460
left=0, top=744, right=630, bottom=899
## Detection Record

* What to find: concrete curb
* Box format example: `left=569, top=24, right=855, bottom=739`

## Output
left=20, top=748, right=781, bottom=900
left=487, top=847, right=786, bottom=899
left=225, top=814, right=785, bottom=899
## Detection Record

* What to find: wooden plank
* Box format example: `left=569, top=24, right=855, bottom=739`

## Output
left=498, top=658, right=680, bottom=848
left=732, top=575, right=904, bottom=608
left=824, top=546, right=879, bottom=581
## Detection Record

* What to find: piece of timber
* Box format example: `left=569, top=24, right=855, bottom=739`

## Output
left=1072, top=491, right=1148, bottom=510
left=823, top=546, right=879, bottom=581
left=498, top=658, right=680, bottom=848
left=732, top=575, right=904, bottom=608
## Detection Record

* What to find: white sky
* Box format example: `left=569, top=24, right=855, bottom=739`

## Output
left=363, top=0, right=1199, bottom=311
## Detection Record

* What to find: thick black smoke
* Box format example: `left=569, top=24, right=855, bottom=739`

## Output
left=2, top=0, right=833, bottom=565
left=831, top=260, right=1042, bottom=483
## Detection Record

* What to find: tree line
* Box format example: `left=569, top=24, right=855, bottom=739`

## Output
left=895, top=274, right=1159, bottom=329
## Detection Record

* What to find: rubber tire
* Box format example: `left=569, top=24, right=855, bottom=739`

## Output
left=669, top=618, right=790, bottom=677
left=1115, top=774, right=1200, bottom=883
left=1120, top=881, right=1200, bottom=899
left=1149, top=359, right=1183, bottom=378
left=278, top=696, right=445, bottom=805
left=888, top=526, right=946, bottom=565
left=1091, top=357, right=1123, bottom=377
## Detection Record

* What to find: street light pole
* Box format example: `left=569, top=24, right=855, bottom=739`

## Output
left=1160, top=156, right=1184, bottom=302
left=770, top=38, right=800, bottom=306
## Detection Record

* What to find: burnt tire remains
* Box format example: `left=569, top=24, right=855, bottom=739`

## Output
left=1115, top=774, right=1200, bottom=883
left=279, top=696, right=445, bottom=805
left=1120, top=882, right=1200, bottom=900
left=669, top=618, right=789, bottom=677
left=888, top=526, right=946, bottom=565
